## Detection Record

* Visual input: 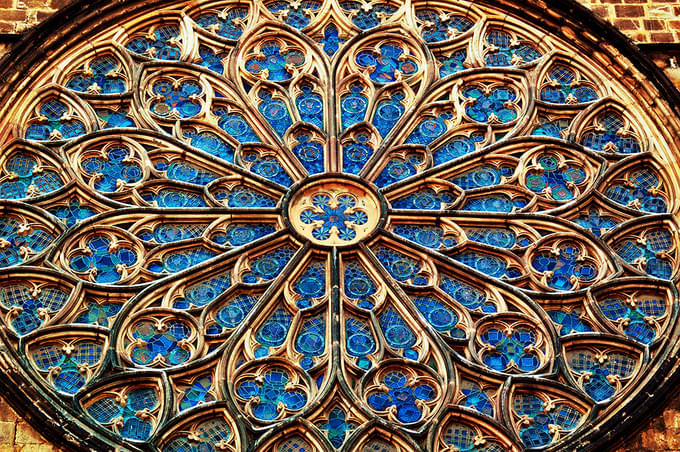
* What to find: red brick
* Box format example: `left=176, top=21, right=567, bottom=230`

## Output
left=614, top=18, right=641, bottom=30
left=590, top=5, right=611, bottom=17
left=650, top=32, right=676, bottom=42
left=644, top=19, right=667, bottom=31
left=614, top=5, right=644, bottom=16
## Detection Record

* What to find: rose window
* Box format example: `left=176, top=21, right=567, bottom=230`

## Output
left=0, top=0, right=679, bottom=451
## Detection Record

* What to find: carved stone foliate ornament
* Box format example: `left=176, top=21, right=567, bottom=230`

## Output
left=0, top=0, right=679, bottom=451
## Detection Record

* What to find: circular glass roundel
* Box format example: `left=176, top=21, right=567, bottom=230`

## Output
left=286, top=177, right=383, bottom=247
left=0, top=0, right=679, bottom=451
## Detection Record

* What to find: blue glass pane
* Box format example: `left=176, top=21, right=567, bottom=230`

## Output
left=581, top=112, right=641, bottom=154
left=293, top=260, right=326, bottom=309
left=416, top=9, right=473, bottom=42
left=66, top=56, right=126, bottom=94
left=356, top=44, right=418, bottom=84
left=342, top=133, right=373, bottom=174
left=374, top=153, right=423, bottom=188
left=258, top=90, right=293, bottom=137
left=345, top=317, right=375, bottom=369
left=296, top=83, right=324, bottom=129
left=126, top=25, right=181, bottom=60
left=433, top=133, right=484, bottom=167
left=266, top=1, right=321, bottom=29
left=439, top=50, right=468, bottom=78
left=341, top=83, right=369, bottom=130
left=194, top=7, right=248, bottom=40
left=213, top=106, right=261, bottom=143
left=184, top=130, right=235, bottom=163
left=292, top=134, right=324, bottom=174
left=392, top=189, right=455, bottom=210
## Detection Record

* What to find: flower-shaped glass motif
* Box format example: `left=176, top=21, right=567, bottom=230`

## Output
left=69, top=235, right=137, bottom=283
left=365, top=369, right=439, bottom=423
left=80, top=146, right=144, bottom=192
left=300, top=194, right=368, bottom=241
left=478, top=325, right=542, bottom=372
left=317, top=407, right=356, bottom=447
left=244, top=41, right=305, bottom=81
left=128, top=318, right=195, bottom=366
left=0, top=1, right=678, bottom=451
left=235, top=367, right=307, bottom=421
left=66, top=56, right=126, bottom=94
left=149, top=80, right=203, bottom=118
left=25, top=99, right=86, bottom=140
left=356, top=43, right=419, bottom=83
left=531, top=241, right=600, bottom=291
left=463, top=85, right=518, bottom=123
left=524, top=154, right=586, bottom=201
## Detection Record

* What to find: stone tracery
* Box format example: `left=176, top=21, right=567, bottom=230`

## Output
left=0, top=0, right=678, bottom=451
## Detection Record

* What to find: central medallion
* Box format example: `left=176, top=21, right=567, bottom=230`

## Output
left=287, top=176, right=382, bottom=247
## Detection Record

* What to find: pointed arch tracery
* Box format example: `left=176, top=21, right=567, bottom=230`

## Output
left=0, top=0, right=679, bottom=451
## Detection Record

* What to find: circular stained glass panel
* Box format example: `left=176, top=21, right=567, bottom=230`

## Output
left=0, top=0, right=678, bottom=451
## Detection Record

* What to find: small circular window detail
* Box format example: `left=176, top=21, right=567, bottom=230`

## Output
left=0, top=1, right=678, bottom=451
left=287, top=177, right=383, bottom=247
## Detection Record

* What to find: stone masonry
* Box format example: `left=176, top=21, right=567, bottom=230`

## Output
left=0, top=0, right=678, bottom=450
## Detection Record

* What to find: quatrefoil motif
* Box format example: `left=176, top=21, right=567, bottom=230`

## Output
left=149, top=78, right=203, bottom=119
left=462, top=84, right=519, bottom=123
left=363, top=363, right=442, bottom=425
left=355, top=43, right=419, bottom=83
left=300, top=193, right=369, bottom=242
left=244, top=41, right=306, bottom=81
left=1, top=0, right=678, bottom=450
left=530, top=239, right=602, bottom=291
left=524, top=153, right=588, bottom=201
left=234, top=364, right=310, bottom=422
left=68, top=234, right=138, bottom=284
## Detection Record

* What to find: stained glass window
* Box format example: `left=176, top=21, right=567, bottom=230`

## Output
left=0, top=0, right=679, bottom=450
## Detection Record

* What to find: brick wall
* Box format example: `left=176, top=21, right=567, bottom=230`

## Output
left=0, top=1, right=677, bottom=451
left=578, top=0, right=680, bottom=43
left=0, top=397, right=62, bottom=451
left=0, top=0, right=675, bottom=41
left=0, top=0, right=66, bottom=33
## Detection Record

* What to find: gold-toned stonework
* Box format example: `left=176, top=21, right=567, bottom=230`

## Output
left=287, top=177, right=382, bottom=246
left=0, top=0, right=678, bottom=451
